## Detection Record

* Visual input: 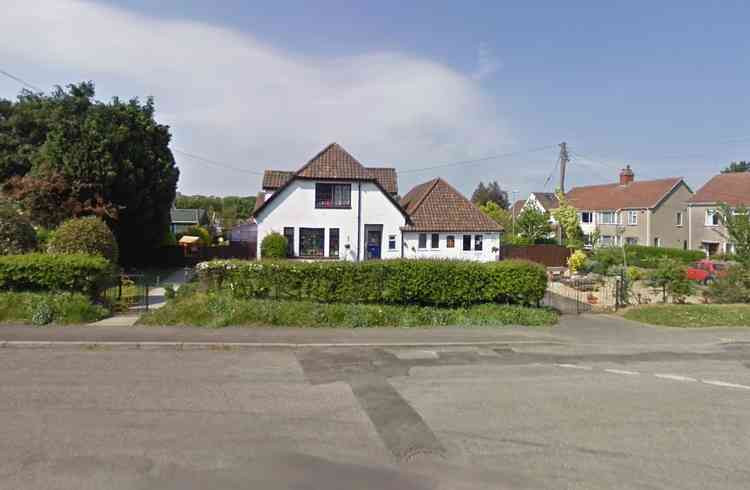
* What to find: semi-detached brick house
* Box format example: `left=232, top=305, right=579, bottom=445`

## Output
left=565, top=166, right=693, bottom=249
left=251, top=143, right=502, bottom=261
left=687, top=172, right=750, bottom=255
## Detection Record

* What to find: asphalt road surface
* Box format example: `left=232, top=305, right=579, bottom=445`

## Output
left=1, top=322, right=749, bottom=489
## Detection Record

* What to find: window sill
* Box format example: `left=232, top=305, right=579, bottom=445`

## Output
left=315, top=205, right=352, bottom=210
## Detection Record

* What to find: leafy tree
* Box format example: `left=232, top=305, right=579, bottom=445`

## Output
left=185, top=225, right=212, bottom=246
left=0, top=202, right=37, bottom=254
left=516, top=207, right=552, bottom=243
left=721, top=161, right=750, bottom=173
left=0, top=82, right=179, bottom=265
left=47, top=216, right=119, bottom=264
left=174, top=193, right=256, bottom=231
left=550, top=191, right=583, bottom=249
left=471, top=181, right=509, bottom=209
left=479, top=201, right=512, bottom=231
left=716, top=204, right=750, bottom=266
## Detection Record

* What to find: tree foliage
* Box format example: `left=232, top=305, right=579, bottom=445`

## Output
left=47, top=217, right=119, bottom=264
left=647, top=258, right=694, bottom=303
left=479, top=201, right=512, bottom=231
left=550, top=191, right=583, bottom=249
left=515, top=207, right=552, bottom=243
left=471, top=181, right=509, bottom=209
left=0, top=202, right=37, bottom=254
left=721, top=161, right=750, bottom=173
left=174, top=193, right=256, bottom=231
left=0, top=82, right=179, bottom=265
left=716, top=204, right=750, bottom=266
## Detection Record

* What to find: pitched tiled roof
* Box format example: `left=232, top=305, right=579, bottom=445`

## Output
left=565, top=177, right=684, bottom=211
left=253, top=192, right=265, bottom=213
left=533, top=192, right=559, bottom=211
left=688, top=172, right=750, bottom=206
left=262, top=170, right=294, bottom=190
left=511, top=199, right=526, bottom=218
left=400, top=178, right=503, bottom=232
left=170, top=208, right=204, bottom=223
left=365, top=167, right=398, bottom=195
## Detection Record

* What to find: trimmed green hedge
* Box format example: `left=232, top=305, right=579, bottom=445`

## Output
left=197, top=259, right=547, bottom=307
left=592, top=245, right=705, bottom=270
left=0, top=253, right=115, bottom=296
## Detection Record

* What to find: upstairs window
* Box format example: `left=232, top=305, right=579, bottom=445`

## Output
left=580, top=212, right=593, bottom=224
left=431, top=233, right=439, bottom=249
left=627, top=211, right=638, bottom=225
left=705, top=209, right=721, bottom=226
left=315, top=183, right=351, bottom=209
left=676, top=212, right=683, bottom=226
left=600, top=212, right=617, bottom=225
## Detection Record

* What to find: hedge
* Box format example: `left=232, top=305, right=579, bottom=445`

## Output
left=0, top=253, right=115, bottom=297
left=197, top=259, right=547, bottom=307
left=592, top=245, right=705, bottom=270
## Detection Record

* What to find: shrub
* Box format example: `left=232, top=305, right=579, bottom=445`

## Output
left=0, top=253, right=115, bottom=297
left=648, top=258, right=694, bottom=303
left=47, top=217, right=119, bottom=264
left=186, top=225, right=211, bottom=245
left=0, top=291, right=109, bottom=324
left=627, top=266, right=645, bottom=282
left=261, top=232, right=288, bottom=259
left=0, top=204, right=37, bottom=254
left=197, top=259, right=547, bottom=307
left=707, top=265, right=750, bottom=304
left=591, top=245, right=705, bottom=271
left=164, top=284, right=176, bottom=300
left=567, top=250, right=587, bottom=273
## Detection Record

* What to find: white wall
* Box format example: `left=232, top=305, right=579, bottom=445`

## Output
left=255, top=179, right=406, bottom=261
left=402, top=232, right=501, bottom=262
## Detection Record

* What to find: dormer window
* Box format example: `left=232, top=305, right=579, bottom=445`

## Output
left=315, top=183, right=351, bottom=209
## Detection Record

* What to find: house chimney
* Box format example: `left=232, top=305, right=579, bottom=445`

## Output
left=619, top=165, right=634, bottom=185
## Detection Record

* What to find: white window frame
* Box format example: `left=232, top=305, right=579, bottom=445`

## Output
left=627, top=210, right=638, bottom=226
left=418, top=233, right=427, bottom=249
left=705, top=209, right=720, bottom=226
left=625, top=237, right=638, bottom=245
left=600, top=235, right=614, bottom=246
left=580, top=212, right=593, bottom=224
left=600, top=212, right=617, bottom=225
left=388, top=235, right=397, bottom=251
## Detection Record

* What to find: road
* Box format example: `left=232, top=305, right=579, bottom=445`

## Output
left=1, top=317, right=749, bottom=489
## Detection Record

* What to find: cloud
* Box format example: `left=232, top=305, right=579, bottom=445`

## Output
left=0, top=0, right=512, bottom=196
left=471, top=42, right=502, bottom=81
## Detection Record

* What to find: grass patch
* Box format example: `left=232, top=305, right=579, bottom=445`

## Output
left=0, top=292, right=110, bottom=325
left=138, top=291, right=557, bottom=328
left=624, top=304, right=750, bottom=327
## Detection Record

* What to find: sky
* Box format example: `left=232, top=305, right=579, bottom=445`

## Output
left=1, top=0, right=749, bottom=200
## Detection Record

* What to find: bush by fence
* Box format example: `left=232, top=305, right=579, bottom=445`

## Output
left=500, top=245, right=571, bottom=267
left=0, top=253, right=115, bottom=297
left=197, top=259, right=547, bottom=307
left=591, top=245, right=704, bottom=271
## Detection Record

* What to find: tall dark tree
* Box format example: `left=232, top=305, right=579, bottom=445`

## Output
left=471, top=180, right=509, bottom=209
left=0, top=82, right=179, bottom=264
left=722, top=161, right=750, bottom=173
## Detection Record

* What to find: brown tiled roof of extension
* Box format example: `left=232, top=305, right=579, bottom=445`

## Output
left=400, top=178, right=503, bottom=232
left=565, top=177, right=684, bottom=211
left=262, top=170, right=294, bottom=190
left=364, top=167, right=398, bottom=195
left=688, top=172, right=750, bottom=206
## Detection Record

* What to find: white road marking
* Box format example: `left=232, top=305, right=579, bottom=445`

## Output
left=654, top=374, right=697, bottom=382
left=556, top=363, right=593, bottom=370
left=604, top=369, right=640, bottom=376
left=701, top=379, right=750, bottom=390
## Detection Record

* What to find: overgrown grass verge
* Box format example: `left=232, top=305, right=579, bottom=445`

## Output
left=0, top=292, right=110, bottom=325
left=624, top=304, right=750, bottom=327
left=138, top=292, right=558, bottom=328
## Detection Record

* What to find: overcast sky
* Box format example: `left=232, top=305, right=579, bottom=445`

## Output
left=2, top=1, right=749, bottom=199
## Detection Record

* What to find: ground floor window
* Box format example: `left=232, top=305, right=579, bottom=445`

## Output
left=600, top=235, right=614, bottom=246
left=299, top=228, right=324, bottom=257
left=329, top=228, right=339, bottom=258
left=462, top=235, right=472, bottom=251
left=418, top=233, right=427, bottom=249
left=653, top=237, right=660, bottom=247
left=446, top=235, right=455, bottom=248
left=474, top=235, right=483, bottom=251
left=283, top=227, right=295, bottom=257
left=388, top=235, right=396, bottom=250
left=431, top=233, right=439, bottom=249
left=625, top=237, right=638, bottom=245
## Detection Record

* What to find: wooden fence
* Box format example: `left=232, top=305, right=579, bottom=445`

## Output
left=151, top=242, right=256, bottom=267
left=500, top=244, right=571, bottom=267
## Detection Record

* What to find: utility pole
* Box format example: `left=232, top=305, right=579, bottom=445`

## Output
left=512, top=189, right=519, bottom=236
left=558, top=142, right=569, bottom=193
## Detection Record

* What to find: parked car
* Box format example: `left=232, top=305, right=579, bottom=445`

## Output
left=686, top=259, right=733, bottom=284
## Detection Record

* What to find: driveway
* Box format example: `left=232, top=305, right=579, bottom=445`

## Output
left=1, top=317, right=749, bottom=489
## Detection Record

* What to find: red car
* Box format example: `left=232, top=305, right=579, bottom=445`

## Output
left=686, top=259, right=732, bottom=284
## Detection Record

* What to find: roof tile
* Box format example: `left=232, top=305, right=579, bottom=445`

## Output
left=565, top=177, right=684, bottom=210
left=688, top=172, right=750, bottom=206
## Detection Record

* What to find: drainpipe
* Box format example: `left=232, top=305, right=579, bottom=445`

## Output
left=356, top=182, right=362, bottom=261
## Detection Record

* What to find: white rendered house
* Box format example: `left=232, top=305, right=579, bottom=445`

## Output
left=252, top=143, right=503, bottom=261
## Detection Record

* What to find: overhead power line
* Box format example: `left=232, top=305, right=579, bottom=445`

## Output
left=172, top=148, right=263, bottom=175
left=0, top=68, right=42, bottom=92
left=398, top=144, right=558, bottom=174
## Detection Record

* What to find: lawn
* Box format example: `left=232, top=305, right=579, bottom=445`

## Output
left=624, top=304, right=750, bottom=327
left=138, top=291, right=558, bottom=328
